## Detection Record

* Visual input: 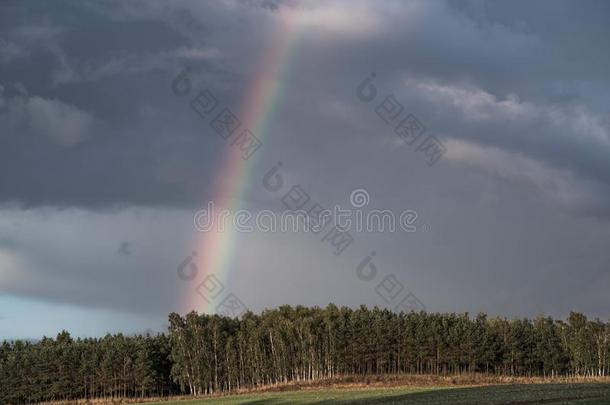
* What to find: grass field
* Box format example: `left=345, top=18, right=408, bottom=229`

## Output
left=143, top=383, right=610, bottom=404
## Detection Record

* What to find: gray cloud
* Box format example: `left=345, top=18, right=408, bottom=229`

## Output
left=1, top=0, right=604, bottom=211
left=1, top=0, right=609, bottom=328
left=0, top=86, right=96, bottom=147
left=117, top=241, right=132, bottom=256
left=0, top=38, right=27, bottom=64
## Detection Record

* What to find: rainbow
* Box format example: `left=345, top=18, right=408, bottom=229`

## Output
left=187, top=10, right=303, bottom=314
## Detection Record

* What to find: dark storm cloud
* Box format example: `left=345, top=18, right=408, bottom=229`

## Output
left=1, top=0, right=609, bottom=324
left=1, top=0, right=608, bottom=211
left=0, top=1, right=241, bottom=208
left=267, top=0, right=610, bottom=217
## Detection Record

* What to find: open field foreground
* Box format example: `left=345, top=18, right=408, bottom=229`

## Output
left=140, top=384, right=610, bottom=405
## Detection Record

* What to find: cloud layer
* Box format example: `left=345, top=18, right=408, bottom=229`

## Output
left=1, top=0, right=609, bottom=337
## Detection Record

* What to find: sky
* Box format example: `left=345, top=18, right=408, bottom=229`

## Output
left=1, top=0, right=609, bottom=340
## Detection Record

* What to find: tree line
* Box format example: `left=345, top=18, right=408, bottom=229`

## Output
left=1, top=305, right=609, bottom=403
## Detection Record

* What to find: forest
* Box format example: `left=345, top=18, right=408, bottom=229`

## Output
left=1, top=305, right=610, bottom=403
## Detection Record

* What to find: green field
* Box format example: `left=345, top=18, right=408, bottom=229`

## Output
left=144, top=383, right=610, bottom=404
